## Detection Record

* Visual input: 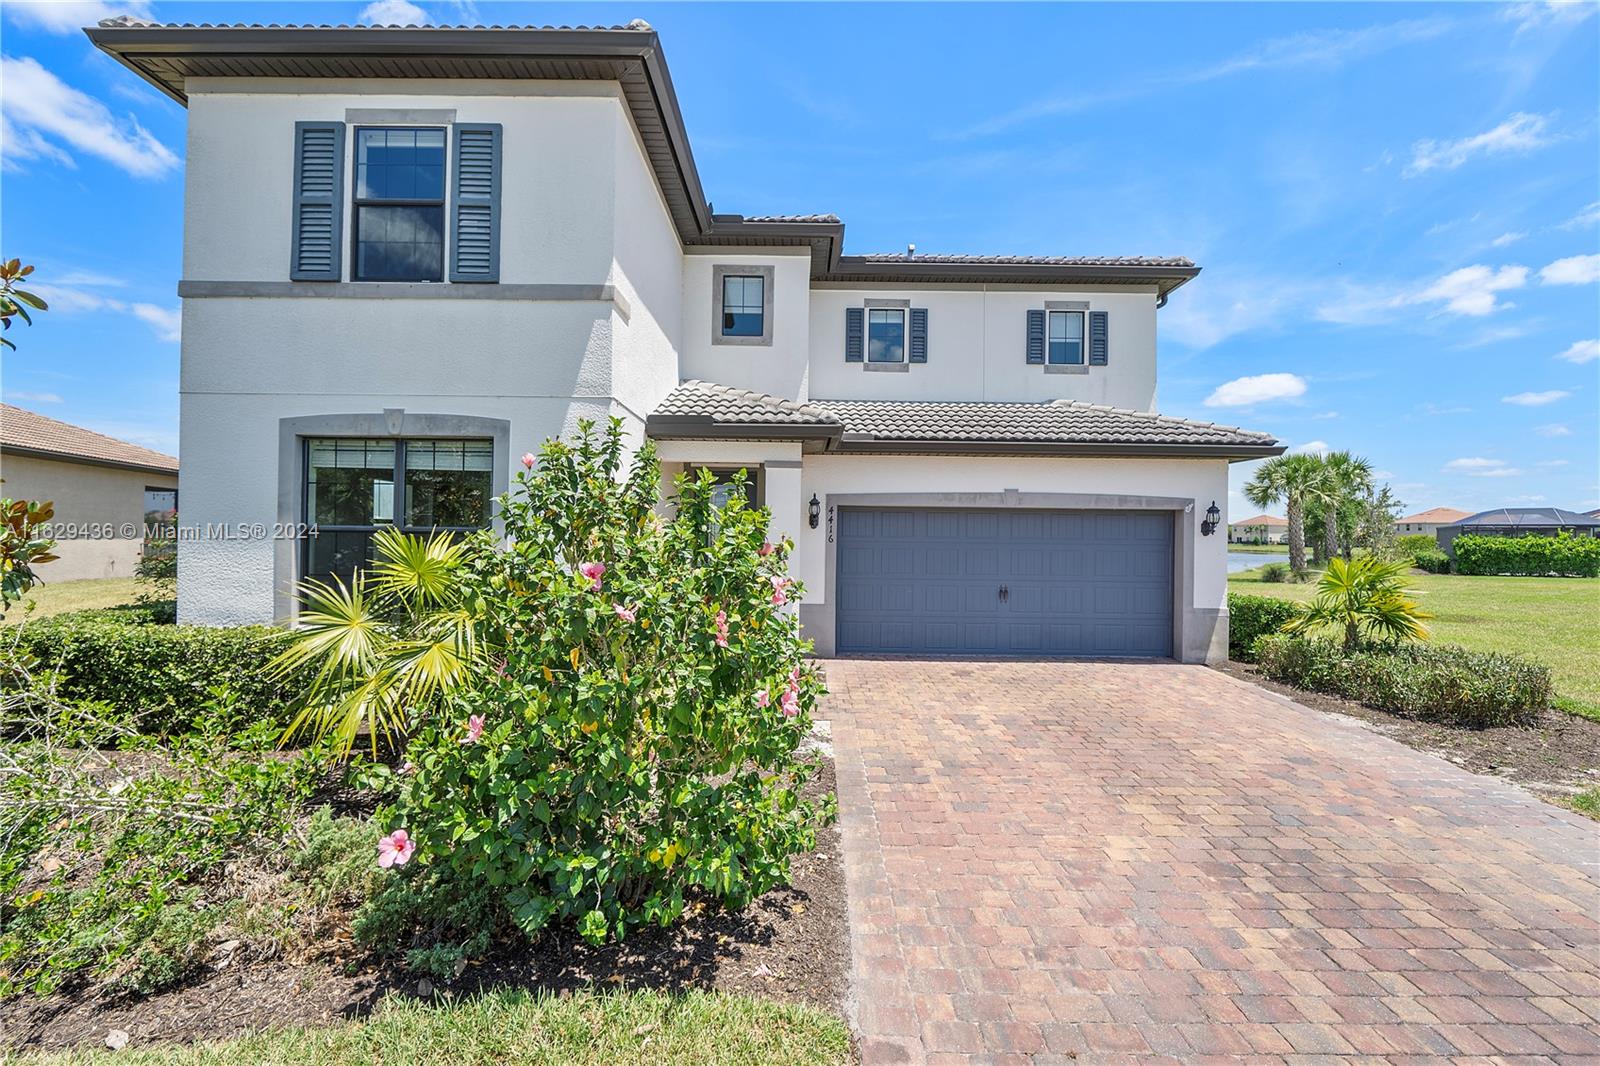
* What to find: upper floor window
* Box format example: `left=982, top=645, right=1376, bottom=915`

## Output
left=868, top=308, right=906, bottom=363
left=1048, top=310, right=1084, bottom=365
left=721, top=275, right=765, bottom=337
left=353, top=127, right=446, bottom=282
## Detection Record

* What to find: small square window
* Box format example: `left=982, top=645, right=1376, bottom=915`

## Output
left=721, top=275, right=764, bottom=337
left=1048, top=310, right=1084, bottom=365
left=868, top=308, right=906, bottom=363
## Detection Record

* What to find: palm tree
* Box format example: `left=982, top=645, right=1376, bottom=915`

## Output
left=1317, top=451, right=1373, bottom=562
left=1244, top=454, right=1326, bottom=572
left=1284, top=555, right=1431, bottom=652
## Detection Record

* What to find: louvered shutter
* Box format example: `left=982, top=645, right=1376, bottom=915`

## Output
left=909, top=307, right=928, bottom=363
left=290, top=122, right=344, bottom=281
left=845, top=307, right=864, bottom=361
left=1089, top=310, right=1109, bottom=365
left=450, top=123, right=502, bottom=283
left=1026, top=309, right=1046, bottom=364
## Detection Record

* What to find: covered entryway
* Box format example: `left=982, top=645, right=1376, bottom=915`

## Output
left=834, top=507, right=1173, bottom=657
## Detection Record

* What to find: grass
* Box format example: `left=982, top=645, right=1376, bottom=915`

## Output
left=11, top=989, right=852, bottom=1065
left=1563, top=786, right=1600, bottom=821
left=1225, top=543, right=1292, bottom=553
left=1, top=577, right=142, bottom=624
left=1230, top=567, right=1600, bottom=720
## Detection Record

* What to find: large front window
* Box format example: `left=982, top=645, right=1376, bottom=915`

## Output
left=867, top=308, right=906, bottom=363
left=304, top=437, right=492, bottom=583
left=1048, top=310, right=1084, bottom=365
left=353, top=127, right=446, bottom=282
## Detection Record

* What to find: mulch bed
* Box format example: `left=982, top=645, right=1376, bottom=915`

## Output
left=1215, top=660, right=1600, bottom=806
left=0, top=759, right=849, bottom=1053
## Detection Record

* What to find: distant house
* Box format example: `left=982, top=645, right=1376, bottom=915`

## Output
left=1438, top=507, right=1600, bottom=558
left=0, top=404, right=178, bottom=582
left=1588, top=508, right=1600, bottom=520
left=1228, top=513, right=1287, bottom=544
left=1397, top=507, right=1471, bottom=539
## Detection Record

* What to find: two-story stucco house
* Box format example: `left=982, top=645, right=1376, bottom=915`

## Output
left=91, top=18, right=1281, bottom=663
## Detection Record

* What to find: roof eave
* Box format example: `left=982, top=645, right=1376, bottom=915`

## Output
left=644, top=415, right=844, bottom=446
left=2, top=443, right=179, bottom=476
left=829, top=258, right=1201, bottom=294
left=829, top=437, right=1283, bottom=460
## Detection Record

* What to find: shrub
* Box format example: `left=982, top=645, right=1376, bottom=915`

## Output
left=1283, top=556, right=1430, bottom=652
left=1259, top=562, right=1288, bottom=583
left=7, top=613, right=302, bottom=735
left=1412, top=548, right=1451, bottom=574
left=1256, top=634, right=1550, bottom=727
left=1227, top=593, right=1303, bottom=662
left=293, top=420, right=829, bottom=950
left=1394, top=533, right=1437, bottom=557
left=1453, top=532, right=1600, bottom=578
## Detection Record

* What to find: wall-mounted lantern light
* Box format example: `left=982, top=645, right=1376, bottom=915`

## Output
left=808, top=494, right=821, bottom=529
left=1200, top=500, right=1221, bottom=537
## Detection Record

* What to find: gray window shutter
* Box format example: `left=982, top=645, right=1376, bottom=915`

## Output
left=450, top=123, right=502, bottom=283
left=845, top=306, right=864, bottom=361
left=1026, top=309, right=1045, bottom=364
left=290, top=122, right=344, bottom=281
left=1089, top=310, right=1109, bottom=365
left=909, top=307, right=928, bottom=363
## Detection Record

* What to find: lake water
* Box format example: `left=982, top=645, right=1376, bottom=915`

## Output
left=1228, top=551, right=1289, bottom=573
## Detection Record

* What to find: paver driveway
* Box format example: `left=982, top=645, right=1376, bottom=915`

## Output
left=824, top=659, right=1600, bottom=1065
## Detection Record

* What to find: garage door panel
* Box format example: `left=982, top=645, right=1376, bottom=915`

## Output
left=836, top=507, right=1173, bottom=658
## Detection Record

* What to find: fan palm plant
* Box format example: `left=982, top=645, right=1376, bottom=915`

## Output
left=1243, top=453, right=1327, bottom=572
left=1284, top=555, right=1431, bottom=652
left=1315, top=451, right=1373, bottom=562
left=271, top=526, right=485, bottom=755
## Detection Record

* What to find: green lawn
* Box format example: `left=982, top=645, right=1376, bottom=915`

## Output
left=1, top=577, right=143, bottom=624
left=1230, top=567, right=1600, bottom=719
left=13, top=989, right=852, bottom=1066
left=1225, top=543, right=1292, bottom=553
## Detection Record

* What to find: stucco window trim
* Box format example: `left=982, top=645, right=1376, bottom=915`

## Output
left=274, top=410, right=510, bottom=623
left=711, top=264, right=774, bottom=347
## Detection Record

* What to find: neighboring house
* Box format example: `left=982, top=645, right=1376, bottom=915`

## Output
left=1587, top=508, right=1600, bottom=520
left=0, top=404, right=178, bottom=582
left=1227, top=514, right=1287, bottom=544
left=1438, top=508, right=1600, bottom=558
left=1396, top=507, right=1471, bottom=539
left=90, top=19, right=1282, bottom=663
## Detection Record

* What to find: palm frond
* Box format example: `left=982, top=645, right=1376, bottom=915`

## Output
left=369, top=527, right=467, bottom=607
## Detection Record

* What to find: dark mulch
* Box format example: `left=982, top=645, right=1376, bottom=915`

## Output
left=0, top=759, right=848, bottom=1052
left=1215, top=660, right=1600, bottom=806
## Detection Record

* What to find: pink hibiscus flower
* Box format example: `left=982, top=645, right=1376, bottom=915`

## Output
left=520, top=452, right=537, bottom=469
left=755, top=689, right=770, bottom=708
left=759, top=541, right=775, bottom=557
left=779, top=687, right=800, bottom=719
left=714, top=609, right=729, bottom=648
left=613, top=603, right=637, bottom=623
left=459, top=714, right=485, bottom=745
left=577, top=561, right=606, bottom=591
left=770, top=576, right=791, bottom=606
left=378, top=829, right=414, bottom=868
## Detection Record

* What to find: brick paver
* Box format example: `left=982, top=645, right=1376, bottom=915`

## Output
left=825, top=659, right=1600, bottom=1065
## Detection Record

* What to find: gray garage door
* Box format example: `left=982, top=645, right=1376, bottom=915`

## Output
left=835, top=508, right=1174, bottom=658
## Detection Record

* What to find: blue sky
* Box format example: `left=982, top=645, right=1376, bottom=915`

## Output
left=2, top=0, right=1596, bottom=518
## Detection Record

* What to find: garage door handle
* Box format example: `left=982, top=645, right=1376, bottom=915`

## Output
left=999, top=585, right=1009, bottom=602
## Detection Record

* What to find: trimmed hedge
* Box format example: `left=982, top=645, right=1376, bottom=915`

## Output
left=1412, top=548, right=1451, bottom=574
left=1394, top=534, right=1437, bottom=557
left=1227, top=593, right=1303, bottom=662
left=1255, top=634, right=1550, bottom=728
left=1453, top=532, right=1600, bottom=578
left=7, top=613, right=304, bottom=734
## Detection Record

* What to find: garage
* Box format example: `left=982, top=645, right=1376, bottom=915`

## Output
left=834, top=507, right=1174, bottom=658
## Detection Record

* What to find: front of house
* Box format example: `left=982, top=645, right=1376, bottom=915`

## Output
left=92, top=18, right=1280, bottom=663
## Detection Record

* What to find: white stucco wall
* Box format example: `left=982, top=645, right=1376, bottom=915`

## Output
left=807, top=287, right=1159, bottom=409
left=678, top=250, right=814, bottom=400
left=0, top=454, right=177, bottom=583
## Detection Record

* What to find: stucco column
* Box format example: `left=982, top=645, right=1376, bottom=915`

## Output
left=763, top=460, right=805, bottom=555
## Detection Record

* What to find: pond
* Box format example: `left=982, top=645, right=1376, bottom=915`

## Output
left=1227, top=550, right=1289, bottom=573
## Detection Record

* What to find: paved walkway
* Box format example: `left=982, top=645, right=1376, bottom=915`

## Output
left=824, top=659, right=1600, bottom=1065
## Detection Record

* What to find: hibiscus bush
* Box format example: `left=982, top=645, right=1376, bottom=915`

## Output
left=317, top=420, right=826, bottom=956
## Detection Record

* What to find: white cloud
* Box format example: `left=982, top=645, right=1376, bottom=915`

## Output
left=1445, top=457, right=1522, bottom=478
left=1502, top=389, right=1570, bottom=406
left=359, top=0, right=429, bottom=26
left=0, top=55, right=178, bottom=178
left=1490, top=231, right=1527, bottom=248
left=1203, top=372, right=1307, bottom=408
left=1558, top=201, right=1600, bottom=231
left=1457, top=324, right=1530, bottom=349
left=1373, top=469, right=1396, bottom=479
left=1539, top=458, right=1571, bottom=467
left=1539, top=253, right=1600, bottom=285
left=1404, top=113, right=1554, bottom=177
left=1506, top=494, right=1548, bottom=503
left=1535, top=423, right=1571, bottom=437
left=1557, top=339, right=1600, bottom=364
left=1503, top=1, right=1597, bottom=34
left=31, top=272, right=180, bottom=342
left=1419, top=402, right=1473, bottom=416
left=4, top=390, right=63, bottom=404
left=2, top=1, right=149, bottom=34
left=1290, top=440, right=1331, bottom=456
left=1317, top=264, right=1528, bottom=323
left=1309, top=411, right=1340, bottom=420
left=1161, top=273, right=1312, bottom=349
